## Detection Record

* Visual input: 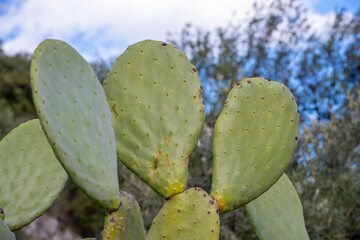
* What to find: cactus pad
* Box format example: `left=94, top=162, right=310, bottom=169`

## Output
left=104, top=40, right=204, bottom=198
left=0, top=120, right=68, bottom=230
left=246, top=174, right=310, bottom=240
left=31, top=39, right=120, bottom=210
left=146, top=187, right=220, bottom=240
left=0, top=218, right=15, bottom=240
left=102, top=192, right=145, bottom=240
left=211, top=78, right=299, bottom=213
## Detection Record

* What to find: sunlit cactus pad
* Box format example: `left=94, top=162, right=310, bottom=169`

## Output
left=0, top=217, right=15, bottom=240
left=102, top=192, right=145, bottom=240
left=0, top=120, right=68, bottom=230
left=146, top=187, right=219, bottom=240
left=104, top=40, right=204, bottom=198
left=211, top=78, right=299, bottom=213
left=31, top=39, right=120, bottom=210
left=246, top=174, right=310, bottom=240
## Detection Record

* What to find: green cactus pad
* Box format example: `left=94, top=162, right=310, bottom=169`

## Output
left=104, top=40, right=204, bottom=198
left=246, top=174, right=310, bottom=240
left=102, top=192, right=145, bottom=240
left=146, top=187, right=220, bottom=240
left=31, top=39, right=120, bottom=210
left=0, top=120, right=68, bottom=230
left=0, top=218, right=15, bottom=240
left=211, top=78, right=299, bottom=214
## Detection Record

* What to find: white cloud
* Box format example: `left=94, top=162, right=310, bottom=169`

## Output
left=0, top=0, right=259, bottom=61
left=0, top=0, right=348, bottom=62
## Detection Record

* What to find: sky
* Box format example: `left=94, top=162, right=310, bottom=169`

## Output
left=0, top=0, right=359, bottom=62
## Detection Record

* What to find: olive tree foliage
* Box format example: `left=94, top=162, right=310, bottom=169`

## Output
left=291, top=86, right=360, bottom=239
left=0, top=44, right=34, bottom=138
left=168, top=0, right=359, bottom=239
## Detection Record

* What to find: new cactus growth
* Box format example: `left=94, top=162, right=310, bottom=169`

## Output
left=0, top=38, right=309, bottom=239
left=102, top=192, right=146, bottom=240
left=246, top=174, right=310, bottom=240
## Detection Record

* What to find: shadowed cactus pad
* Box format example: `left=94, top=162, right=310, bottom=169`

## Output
left=211, top=78, right=299, bottom=214
left=31, top=39, right=120, bottom=210
left=146, top=188, right=220, bottom=240
left=0, top=120, right=68, bottom=230
left=246, top=174, right=310, bottom=240
left=102, top=192, right=145, bottom=240
left=104, top=40, right=204, bottom=198
left=0, top=217, right=15, bottom=240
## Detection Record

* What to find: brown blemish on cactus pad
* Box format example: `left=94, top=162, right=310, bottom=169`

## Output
left=151, top=149, right=163, bottom=183
left=213, top=196, right=223, bottom=214
left=165, top=158, right=171, bottom=170
left=150, top=171, right=156, bottom=184
left=182, top=156, right=189, bottom=164
left=195, top=87, right=203, bottom=103
left=166, top=136, right=171, bottom=146
left=162, top=43, right=167, bottom=46
left=110, top=104, right=119, bottom=118
left=247, top=80, right=252, bottom=84
left=154, top=149, right=163, bottom=169
left=295, top=136, right=298, bottom=141
left=192, top=68, right=197, bottom=72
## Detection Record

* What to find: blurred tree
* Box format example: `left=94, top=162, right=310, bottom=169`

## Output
left=0, top=43, right=34, bottom=138
left=291, top=85, right=360, bottom=239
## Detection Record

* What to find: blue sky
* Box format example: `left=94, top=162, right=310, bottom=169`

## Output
left=313, top=0, right=359, bottom=14
left=0, top=0, right=359, bottom=62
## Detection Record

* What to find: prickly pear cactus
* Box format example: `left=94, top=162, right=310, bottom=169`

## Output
left=102, top=192, right=145, bottom=240
left=31, top=39, right=120, bottom=210
left=146, top=187, right=220, bottom=240
left=104, top=40, right=204, bottom=198
left=0, top=217, right=15, bottom=240
left=211, top=78, right=299, bottom=214
left=246, top=174, right=310, bottom=240
left=0, top=119, right=68, bottom=230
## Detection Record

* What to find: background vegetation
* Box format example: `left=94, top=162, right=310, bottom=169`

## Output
left=0, top=0, right=359, bottom=239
